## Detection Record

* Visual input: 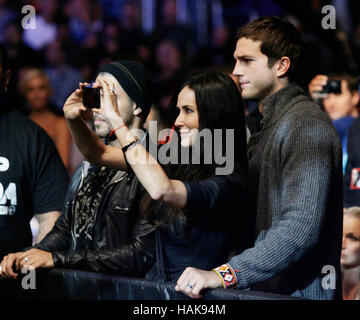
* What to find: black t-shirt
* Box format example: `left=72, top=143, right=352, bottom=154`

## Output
left=0, top=111, right=69, bottom=258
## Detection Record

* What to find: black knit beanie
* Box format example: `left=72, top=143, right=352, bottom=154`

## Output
left=96, top=60, right=152, bottom=119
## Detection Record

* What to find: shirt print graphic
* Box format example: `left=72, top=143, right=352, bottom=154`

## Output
left=350, top=168, right=360, bottom=190
left=0, top=156, right=17, bottom=216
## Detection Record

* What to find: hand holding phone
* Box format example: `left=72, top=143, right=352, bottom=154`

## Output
left=82, top=85, right=100, bottom=108
left=321, top=79, right=341, bottom=94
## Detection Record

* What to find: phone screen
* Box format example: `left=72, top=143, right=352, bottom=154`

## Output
left=82, top=86, right=100, bottom=108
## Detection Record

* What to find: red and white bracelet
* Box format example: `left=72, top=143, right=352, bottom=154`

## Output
left=213, top=264, right=238, bottom=289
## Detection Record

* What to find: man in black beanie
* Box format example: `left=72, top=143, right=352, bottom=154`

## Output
left=0, top=61, right=156, bottom=278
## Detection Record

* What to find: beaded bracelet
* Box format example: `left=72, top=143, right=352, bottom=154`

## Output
left=212, top=264, right=238, bottom=289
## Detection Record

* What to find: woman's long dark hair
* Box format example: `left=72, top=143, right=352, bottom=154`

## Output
left=141, top=70, right=248, bottom=235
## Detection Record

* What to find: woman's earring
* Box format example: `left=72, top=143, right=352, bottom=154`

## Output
left=133, top=106, right=142, bottom=115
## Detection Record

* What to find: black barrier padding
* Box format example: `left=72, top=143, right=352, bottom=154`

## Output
left=0, top=268, right=305, bottom=300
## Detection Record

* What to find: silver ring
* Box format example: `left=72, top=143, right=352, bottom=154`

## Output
left=24, top=257, right=28, bottom=262
left=187, top=283, right=194, bottom=289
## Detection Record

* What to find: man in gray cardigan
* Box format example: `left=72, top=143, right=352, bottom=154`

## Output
left=175, top=17, right=343, bottom=300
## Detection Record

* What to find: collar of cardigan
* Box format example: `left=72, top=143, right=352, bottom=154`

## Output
left=261, top=83, right=309, bottom=128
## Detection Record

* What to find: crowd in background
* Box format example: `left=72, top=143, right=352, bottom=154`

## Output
left=1, top=0, right=360, bottom=299
left=1, top=1, right=360, bottom=169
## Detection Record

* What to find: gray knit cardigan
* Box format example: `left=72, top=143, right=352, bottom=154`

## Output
left=228, top=83, right=343, bottom=300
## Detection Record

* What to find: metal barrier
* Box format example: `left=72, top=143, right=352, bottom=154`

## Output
left=0, top=268, right=304, bottom=300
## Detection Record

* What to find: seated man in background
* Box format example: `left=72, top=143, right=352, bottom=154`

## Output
left=0, top=44, right=68, bottom=263
left=0, top=61, right=156, bottom=278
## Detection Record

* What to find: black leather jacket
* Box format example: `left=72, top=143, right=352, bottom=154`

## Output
left=34, top=161, right=156, bottom=277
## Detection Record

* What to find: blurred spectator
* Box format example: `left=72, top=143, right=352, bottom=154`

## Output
left=342, top=207, right=360, bottom=300
left=44, top=40, right=82, bottom=111
left=210, top=24, right=234, bottom=66
left=97, top=1, right=150, bottom=64
left=101, top=20, right=122, bottom=59
left=116, top=1, right=147, bottom=59
left=100, top=0, right=124, bottom=20
left=2, top=22, right=43, bottom=70
left=23, top=0, right=59, bottom=51
left=0, top=0, right=359, bottom=168
left=0, top=0, right=17, bottom=43
left=151, top=39, right=187, bottom=128
left=152, top=0, right=194, bottom=60
left=64, top=0, right=103, bottom=45
left=193, top=24, right=234, bottom=69
left=322, top=75, right=359, bottom=120
left=120, top=0, right=141, bottom=30
left=154, top=39, right=184, bottom=85
left=349, top=21, right=360, bottom=76
left=136, top=36, right=154, bottom=72
left=19, top=69, right=72, bottom=172
left=344, top=117, right=360, bottom=208
left=2, top=21, right=43, bottom=110
left=0, top=0, right=358, bottom=133
left=277, top=0, right=359, bottom=77
left=308, top=74, right=359, bottom=173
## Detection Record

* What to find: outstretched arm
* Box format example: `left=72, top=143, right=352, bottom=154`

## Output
left=63, top=81, right=188, bottom=208
left=63, top=83, right=127, bottom=170
left=50, top=219, right=156, bottom=276
left=7, top=219, right=156, bottom=277
left=94, top=78, right=189, bottom=208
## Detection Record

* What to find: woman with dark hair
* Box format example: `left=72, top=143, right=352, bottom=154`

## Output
left=64, top=69, right=249, bottom=283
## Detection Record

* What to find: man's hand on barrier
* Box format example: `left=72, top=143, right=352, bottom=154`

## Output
left=63, top=83, right=92, bottom=121
left=175, top=267, right=223, bottom=299
left=0, top=252, right=23, bottom=279
left=15, top=248, right=54, bottom=271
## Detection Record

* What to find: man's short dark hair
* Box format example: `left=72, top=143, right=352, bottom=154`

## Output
left=0, top=43, right=9, bottom=72
left=236, top=16, right=305, bottom=81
